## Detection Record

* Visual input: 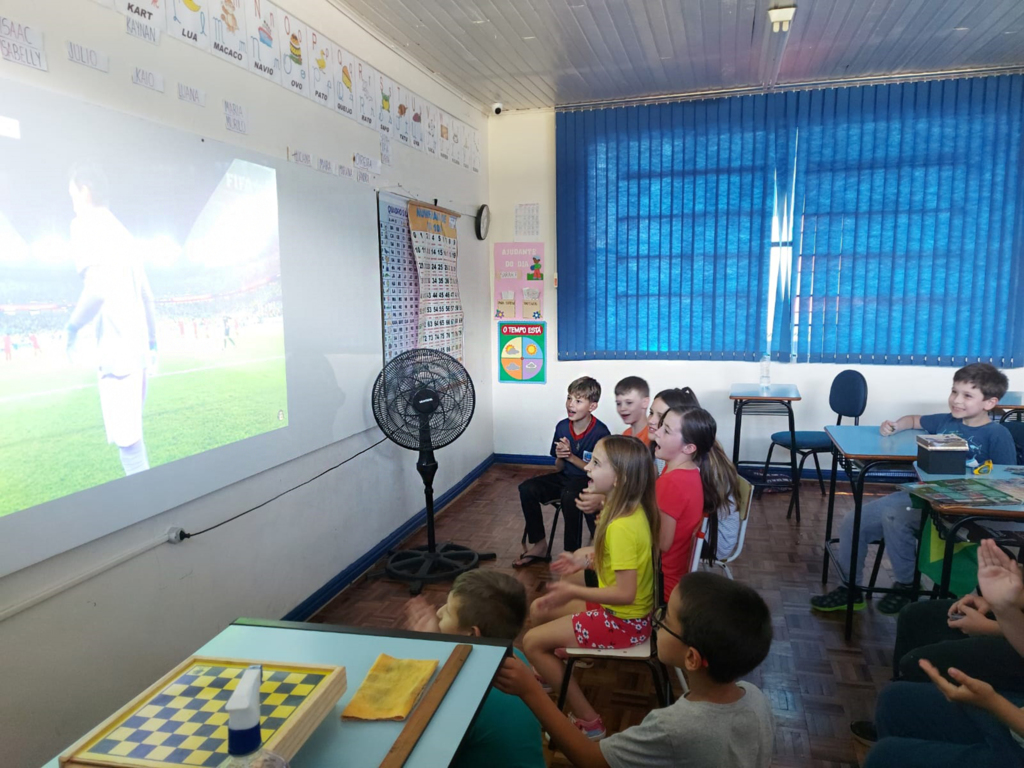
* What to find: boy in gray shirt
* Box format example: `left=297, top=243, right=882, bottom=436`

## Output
left=495, top=572, right=775, bottom=768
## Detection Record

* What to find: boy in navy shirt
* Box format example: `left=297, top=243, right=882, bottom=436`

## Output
left=812, top=363, right=1015, bottom=616
left=515, top=376, right=610, bottom=565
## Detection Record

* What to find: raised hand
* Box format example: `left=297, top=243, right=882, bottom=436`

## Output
left=550, top=551, right=585, bottom=575
left=977, top=538, right=1023, bottom=612
left=405, top=596, right=440, bottom=634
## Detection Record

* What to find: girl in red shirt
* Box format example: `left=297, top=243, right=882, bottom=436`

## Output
left=652, top=406, right=717, bottom=601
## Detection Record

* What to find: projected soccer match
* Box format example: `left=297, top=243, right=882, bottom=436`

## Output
left=0, top=116, right=287, bottom=517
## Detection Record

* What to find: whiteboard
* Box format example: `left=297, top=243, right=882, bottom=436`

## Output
left=0, top=77, right=383, bottom=577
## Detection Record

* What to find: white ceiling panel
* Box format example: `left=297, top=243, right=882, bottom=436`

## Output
left=330, top=0, right=1024, bottom=110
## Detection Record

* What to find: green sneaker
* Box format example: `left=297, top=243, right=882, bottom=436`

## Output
left=811, top=586, right=865, bottom=612
left=877, top=582, right=916, bottom=615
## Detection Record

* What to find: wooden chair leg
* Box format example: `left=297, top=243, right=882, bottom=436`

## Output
left=866, top=540, right=886, bottom=599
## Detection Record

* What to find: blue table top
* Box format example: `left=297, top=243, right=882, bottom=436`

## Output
left=45, top=620, right=510, bottom=768
left=729, top=383, right=801, bottom=400
left=999, top=391, right=1024, bottom=409
left=825, top=425, right=924, bottom=460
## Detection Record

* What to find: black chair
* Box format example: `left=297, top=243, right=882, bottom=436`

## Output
left=1004, top=421, right=1024, bottom=464
left=763, top=370, right=869, bottom=520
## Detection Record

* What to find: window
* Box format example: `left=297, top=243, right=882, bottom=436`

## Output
left=557, top=75, right=1024, bottom=366
left=556, top=96, right=787, bottom=360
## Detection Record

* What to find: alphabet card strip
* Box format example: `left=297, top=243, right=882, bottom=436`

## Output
left=167, top=0, right=211, bottom=52
left=211, top=0, right=247, bottom=68
left=244, top=0, right=281, bottom=83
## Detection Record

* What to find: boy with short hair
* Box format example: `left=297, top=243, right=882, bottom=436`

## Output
left=494, top=571, right=775, bottom=767
left=515, top=376, right=610, bottom=565
left=812, top=363, right=1016, bottom=616
left=406, top=570, right=545, bottom=768
left=615, top=376, right=651, bottom=445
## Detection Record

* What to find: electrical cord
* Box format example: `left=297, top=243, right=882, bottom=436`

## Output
left=177, top=436, right=388, bottom=541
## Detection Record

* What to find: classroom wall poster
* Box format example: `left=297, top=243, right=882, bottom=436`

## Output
left=377, top=74, right=394, bottom=135
left=494, top=242, right=544, bottom=320
left=306, top=27, right=334, bottom=109
left=379, top=192, right=420, bottom=362
left=394, top=84, right=412, bottom=146
left=167, top=0, right=211, bottom=51
left=423, top=101, right=438, bottom=157
left=461, top=125, right=471, bottom=170
left=499, top=322, right=546, bottom=384
left=410, top=92, right=424, bottom=151
left=334, top=45, right=357, bottom=119
left=279, top=9, right=308, bottom=97
left=450, top=118, right=464, bottom=167
left=117, top=0, right=167, bottom=31
left=211, top=0, right=247, bottom=68
left=408, top=202, right=463, bottom=362
left=245, top=0, right=281, bottom=83
left=438, top=110, right=451, bottom=161
left=356, top=59, right=377, bottom=130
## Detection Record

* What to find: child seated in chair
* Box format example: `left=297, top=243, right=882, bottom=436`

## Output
left=516, top=376, right=610, bottom=565
left=521, top=435, right=660, bottom=740
left=496, top=571, right=775, bottom=767
left=406, top=570, right=545, bottom=768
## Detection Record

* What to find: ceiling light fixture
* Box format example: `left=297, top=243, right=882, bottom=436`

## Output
left=954, top=26, right=970, bottom=31
left=768, top=6, right=796, bottom=33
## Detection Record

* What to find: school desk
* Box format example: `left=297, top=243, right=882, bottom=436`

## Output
left=45, top=619, right=510, bottom=768
left=729, top=384, right=803, bottom=521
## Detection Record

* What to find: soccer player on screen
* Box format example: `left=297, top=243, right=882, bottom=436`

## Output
left=66, top=164, right=158, bottom=476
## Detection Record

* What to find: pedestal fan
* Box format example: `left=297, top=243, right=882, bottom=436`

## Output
left=372, top=348, right=494, bottom=594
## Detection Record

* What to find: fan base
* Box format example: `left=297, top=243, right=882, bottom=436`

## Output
left=385, top=543, right=496, bottom=595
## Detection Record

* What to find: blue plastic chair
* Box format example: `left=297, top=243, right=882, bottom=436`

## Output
left=762, top=370, right=868, bottom=520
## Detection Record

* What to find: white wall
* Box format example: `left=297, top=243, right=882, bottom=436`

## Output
left=0, top=2, right=491, bottom=765
left=487, top=111, right=1024, bottom=459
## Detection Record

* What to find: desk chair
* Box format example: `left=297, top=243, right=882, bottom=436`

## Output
left=763, top=370, right=868, bottom=520
left=520, top=501, right=563, bottom=563
left=709, top=476, right=754, bottom=580
left=553, top=552, right=674, bottom=732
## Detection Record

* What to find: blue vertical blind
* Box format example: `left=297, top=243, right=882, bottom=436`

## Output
left=556, top=96, right=787, bottom=360
left=557, top=75, right=1024, bottom=366
left=783, top=77, right=1024, bottom=366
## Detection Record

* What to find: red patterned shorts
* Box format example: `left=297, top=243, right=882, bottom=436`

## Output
left=571, top=602, right=652, bottom=650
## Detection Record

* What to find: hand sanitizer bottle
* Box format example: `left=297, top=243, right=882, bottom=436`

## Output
left=218, top=665, right=289, bottom=768
left=759, top=354, right=771, bottom=392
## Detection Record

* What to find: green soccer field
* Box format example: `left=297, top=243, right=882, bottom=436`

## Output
left=0, top=327, right=288, bottom=518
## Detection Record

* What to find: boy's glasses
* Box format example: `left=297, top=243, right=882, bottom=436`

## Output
left=974, top=460, right=994, bottom=476
left=652, top=604, right=685, bottom=645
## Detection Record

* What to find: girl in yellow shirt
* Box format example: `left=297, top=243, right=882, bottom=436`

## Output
left=524, top=435, right=660, bottom=740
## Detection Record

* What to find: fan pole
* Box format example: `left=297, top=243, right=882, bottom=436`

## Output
left=417, top=449, right=438, bottom=553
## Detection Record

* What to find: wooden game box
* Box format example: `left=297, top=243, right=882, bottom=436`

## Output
left=59, top=656, right=346, bottom=768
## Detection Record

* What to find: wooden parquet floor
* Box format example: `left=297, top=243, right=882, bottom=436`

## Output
left=313, top=464, right=900, bottom=767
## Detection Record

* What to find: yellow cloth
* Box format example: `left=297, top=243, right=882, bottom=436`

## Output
left=597, top=506, right=655, bottom=619
left=342, top=654, right=438, bottom=721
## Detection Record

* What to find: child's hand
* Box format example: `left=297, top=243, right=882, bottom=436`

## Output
left=978, top=538, right=1024, bottom=612
left=550, top=551, right=585, bottom=575
left=405, top=596, right=440, bottom=634
left=950, top=593, right=992, bottom=618
left=554, top=438, right=572, bottom=459
left=949, top=604, right=1001, bottom=637
left=880, top=420, right=898, bottom=436
left=493, top=656, right=543, bottom=699
left=533, top=579, right=577, bottom=612
left=576, top=489, right=605, bottom=515
left=920, top=659, right=999, bottom=711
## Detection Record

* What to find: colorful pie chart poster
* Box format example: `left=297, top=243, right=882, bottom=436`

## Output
left=499, top=321, right=546, bottom=384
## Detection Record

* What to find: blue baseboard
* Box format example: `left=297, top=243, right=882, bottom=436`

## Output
left=493, top=453, right=556, bottom=466
left=283, top=453, right=497, bottom=622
